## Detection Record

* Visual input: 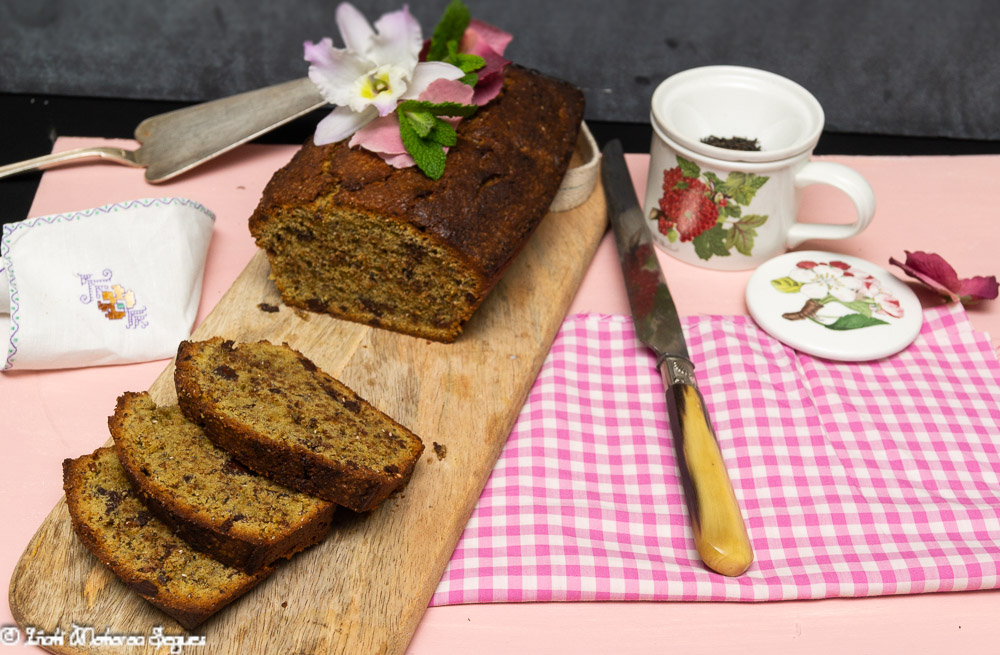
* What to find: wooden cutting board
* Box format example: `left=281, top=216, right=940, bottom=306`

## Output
left=8, top=178, right=607, bottom=654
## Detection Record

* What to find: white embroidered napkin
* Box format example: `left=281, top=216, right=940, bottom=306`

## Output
left=1, top=198, right=214, bottom=370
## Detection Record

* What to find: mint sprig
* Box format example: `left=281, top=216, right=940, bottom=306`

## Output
left=427, top=0, right=485, bottom=85
left=447, top=42, right=485, bottom=86
left=397, top=100, right=478, bottom=179
left=427, top=0, right=471, bottom=61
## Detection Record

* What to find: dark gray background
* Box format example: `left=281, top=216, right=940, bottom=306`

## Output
left=2, top=0, right=998, bottom=141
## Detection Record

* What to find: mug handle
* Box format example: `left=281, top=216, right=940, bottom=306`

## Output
left=786, top=162, right=876, bottom=248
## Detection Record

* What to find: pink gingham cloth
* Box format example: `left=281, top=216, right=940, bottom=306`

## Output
left=430, top=303, right=1000, bottom=604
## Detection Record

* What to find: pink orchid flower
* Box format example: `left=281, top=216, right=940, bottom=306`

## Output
left=889, top=251, right=999, bottom=305
left=304, top=3, right=465, bottom=145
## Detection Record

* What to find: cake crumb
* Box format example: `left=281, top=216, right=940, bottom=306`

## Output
left=433, top=442, right=447, bottom=460
left=258, top=302, right=280, bottom=313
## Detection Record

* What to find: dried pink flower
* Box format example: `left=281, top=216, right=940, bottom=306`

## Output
left=889, top=251, right=998, bottom=305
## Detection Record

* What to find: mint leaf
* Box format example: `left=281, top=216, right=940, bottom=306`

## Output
left=428, top=0, right=470, bottom=62
left=826, top=314, right=889, bottom=330
left=397, top=99, right=479, bottom=118
left=401, top=109, right=436, bottom=138
left=428, top=118, right=458, bottom=147
left=677, top=155, right=701, bottom=180
left=446, top=42, right=486, bottom=73
left=399, top=115, right=447, bottom=180
left=396, top=99, right=478, bottom=180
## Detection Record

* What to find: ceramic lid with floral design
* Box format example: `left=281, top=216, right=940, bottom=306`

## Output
left=745, top=250, right=922, bottom=361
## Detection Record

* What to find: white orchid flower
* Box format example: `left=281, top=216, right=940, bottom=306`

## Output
left=304, top=3, right=465, bottom=145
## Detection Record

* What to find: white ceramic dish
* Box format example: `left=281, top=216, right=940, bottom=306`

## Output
left=745, top=250, right=922, bottom=361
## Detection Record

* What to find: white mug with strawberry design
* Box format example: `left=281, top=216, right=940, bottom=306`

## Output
left=644, top=65, right=876, bottom=271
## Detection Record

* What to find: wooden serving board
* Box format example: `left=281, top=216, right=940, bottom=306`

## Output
left=9, top=178, right=607, bottom=654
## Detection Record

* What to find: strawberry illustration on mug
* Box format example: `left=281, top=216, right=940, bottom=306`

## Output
left=650, top=155, right=769, bottom=261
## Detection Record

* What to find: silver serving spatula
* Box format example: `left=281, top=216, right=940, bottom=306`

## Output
left=0, top=78, right=325, bottom=183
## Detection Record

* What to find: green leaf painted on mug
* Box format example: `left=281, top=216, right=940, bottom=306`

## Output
left=693, top=224, right=730, bottom=260
left=728, top=224, right=756, bottom=256
left=737, top=213, right=768, bottom=228
left=721, top=172, right=769, bottom=205
left=677, top=155, right=701, bottom=180
left=703, top=171, right=725, bottom=189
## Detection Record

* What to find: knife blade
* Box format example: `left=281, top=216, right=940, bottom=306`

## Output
left=601, top=139, right=753, bottom=576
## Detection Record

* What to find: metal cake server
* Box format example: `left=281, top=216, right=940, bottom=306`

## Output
left=602, top=139, right=753, bottom=576
left=0, top=77, right=325, bottom=183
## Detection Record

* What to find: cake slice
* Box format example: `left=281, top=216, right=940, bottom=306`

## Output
left=174, top=338, right=425, bottom=512
left=248, top=65, right=585, bottom=342
left=110, top=391, right=335, bottom=573
left=63, top=447, right=271, bottom=629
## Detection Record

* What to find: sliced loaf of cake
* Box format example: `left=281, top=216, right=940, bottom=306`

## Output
left=110, top=391, right=336, bottom=573
left=63, top=447, right=272, bottom=629
left=174, top=338, right=424, bottom=512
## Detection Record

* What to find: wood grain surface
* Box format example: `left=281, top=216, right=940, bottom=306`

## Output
left=8, top=178, right=606, bottom=655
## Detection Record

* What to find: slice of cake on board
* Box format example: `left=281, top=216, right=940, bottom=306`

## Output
left=174, top=337, right=425, bottom=512
left=62, top=447, right=272, bottom=630
left=110, top=391, right=336, bottom=573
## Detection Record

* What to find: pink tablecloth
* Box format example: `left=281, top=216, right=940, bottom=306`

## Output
left=433, top=305, right=1000, bottom=604
left=2, top=139, right=1000, bottom=653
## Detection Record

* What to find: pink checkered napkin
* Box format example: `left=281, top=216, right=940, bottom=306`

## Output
left=430, top=303, right=1000, bottom=604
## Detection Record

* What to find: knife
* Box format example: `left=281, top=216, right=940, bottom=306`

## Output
left=601, top=139, right=753, bottom=576
left=0, top=78, right=326, bottom=183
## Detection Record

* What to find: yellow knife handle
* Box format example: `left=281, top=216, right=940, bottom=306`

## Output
left=660, top=356, right=754, bottom=576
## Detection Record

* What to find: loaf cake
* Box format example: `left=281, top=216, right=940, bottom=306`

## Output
left=249, top=65, right=585, bottom=342
left=63, top=447, right=271, bottom=629
left=110, top=391, right=336, bottom=573
left=174, top=337, right=424, bottom=512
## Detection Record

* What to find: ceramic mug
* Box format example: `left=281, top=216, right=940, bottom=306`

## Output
left=644, top=66, right=876, bottom=271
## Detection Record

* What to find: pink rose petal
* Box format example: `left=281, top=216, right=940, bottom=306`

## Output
left=958, top=275, right=1000, bottom=302
left=382, top=152, right=416, bottom=168
left=418, top=78, right=475, bottom=105
left=462, top=19, right=512, bottom=57
left=350, top=113, right=405, bottom=154
left=471, top=71, right=504, bottom=105
left=889, top=250, right=999, bottom=304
